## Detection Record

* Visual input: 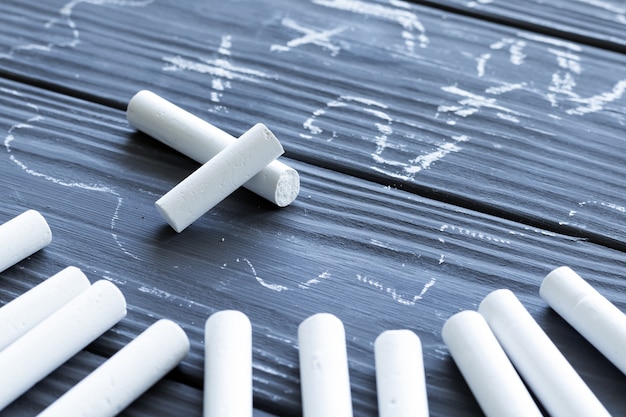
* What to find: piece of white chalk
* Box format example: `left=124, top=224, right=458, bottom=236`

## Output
left=298, top=313, right=353, bottom=417
left=155, top=122, right=285, bottom=232
left=0, top=210, right=52, bottom=273
left=540, top=266, right=626, bottom=375
left=374, top=330, right=428, bottom=417
left=0, top=266, right=90, bottom=351
left=479, top=289, right=610, bottom=417
left=0, top=280, right=127, bottom=411
left=204, top=310, right=252, bottom=417
left=127, top=90, right=300, bottom=207
left=38, top=319, right=189, bottom=417
left=441, top=310, right=542, bottom=417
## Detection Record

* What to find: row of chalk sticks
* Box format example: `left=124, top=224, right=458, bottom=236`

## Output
left=3, top=210, right=626, bottom=417
left=127, top=90, right=301, bottom=232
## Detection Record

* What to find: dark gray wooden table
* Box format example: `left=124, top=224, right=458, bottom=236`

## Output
left=1, top=0, right=625, bottom=415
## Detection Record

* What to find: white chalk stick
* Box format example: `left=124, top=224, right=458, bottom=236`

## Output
left=0, top=280, right=127, bottom=411
left=298, top=313, right=353, bottom=417
left=204, top=310, right=252, bottom=417
left=374, top=330, right=428, bottom=417
left=155, top=122, right=285, bottom=232
left=540, top=266, right=626, bottom=375
left=0, top=210, right=52, bottom=273
left=479, top=289, right=610, bottom=417
left=38, top=319, right=189, bottom=417
left=127, top=90, right=300, bottom=207
left=441, top=310, right=542, bottom=417
left=0, top=266, right=90, bottom=351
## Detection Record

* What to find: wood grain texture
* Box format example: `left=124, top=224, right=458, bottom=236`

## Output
left=1, top=0, right=626, bottom=415
left=413, top=0, right=626, bottom=51
left=1, top=0, right=624, bottom=246
left=1, top=78, right=626, bottom=415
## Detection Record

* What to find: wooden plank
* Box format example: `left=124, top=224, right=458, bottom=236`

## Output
left=1, top=0, right=625, bottom=246
left=413, top=0, right=626, bottom=52
left=2, top=78, right=626, bottom=415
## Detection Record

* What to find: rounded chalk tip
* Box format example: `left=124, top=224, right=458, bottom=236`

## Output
left=274, top=168, right=300, bottom=207
left=205, top=310, right=251, bottom=332
left=540, top=266, right=585, bottom=301
left=154, top=199, right=186, bottom=233
left=92, top=279, right=128, bottom=311
left=442, top=310, right=485, bottom=342
left=375, top=329, right=421, bottom=353
left=153, top=319, right=191, bottom=353
left=478, top=288, right=516, bottom=316
left=22, top=209, right=53, bottom=245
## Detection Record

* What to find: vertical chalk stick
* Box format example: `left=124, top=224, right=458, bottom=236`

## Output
left=0, top=266, right=90, bottom=351
left=155, top=122, right=284, bottom=232
left=0, top=210, right=52, bottom=273
left=0, top=280, right=127, bottom=411
left=374, top=330, right=428, bottom=417
left=204, top=310, right=252, bottom=417
left=298, top=313, right=353, bottom=417
left=442, top=310, right=542, bottom=417
left=127, top=90, right=300, bottom=207
left=479, top=289, right=610, bottom=417
left=38, top=319, right=189, bottom=417
left=540, top=266, right=626, bottom=375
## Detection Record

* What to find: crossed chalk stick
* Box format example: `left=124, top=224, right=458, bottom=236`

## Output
left=127, top=90, right=300, bottom=232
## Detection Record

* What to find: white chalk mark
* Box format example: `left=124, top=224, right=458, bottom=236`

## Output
left=298, top=271, right=332, bottom=289
left=517, top=32, right=582, bottom=52
left=476, top=53, right=491, bottom=77
left=578, top=200, right=626, bottom=214
left=485, top=82, right=526, bottom=95
left=549, top=48, right=582, bottom=74
left=440, top=224, right=511, bottom=245
left=567, top=79, right=626, bottom=115
left=271, top=18, right=347, bottom=56
left=438, top=85, right=524, bottom=121
left=3, top=0, right=153, bottom=58
left=357, top=274, right=436, bottom=306
left=163, top=35, right=272, bottom=104
left=312, top=0, right=428, bottom=52
left=237, top=258, right=289, bottom=292
left=404, top=135, right=469, bottom=175
left=490, top=38, right=527, bottom=65
left=2, top=92, right=139, bottom=260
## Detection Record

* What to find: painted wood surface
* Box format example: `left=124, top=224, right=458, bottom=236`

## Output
left=416, top=0, right=626, bottom=51
left=0, top=0, right=625, bottom=416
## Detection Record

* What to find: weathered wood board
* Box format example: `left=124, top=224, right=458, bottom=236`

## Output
left=415, top=0, right=626, bottom=51
left=0, top=0, right=625, bottom=416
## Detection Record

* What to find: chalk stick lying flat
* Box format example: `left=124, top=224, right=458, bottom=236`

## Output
left=298, top=313, right=353, bottom=417
left=38, top=319, right=189, bottom=417
left=541, top=266, right=626, bottom=375
left=0, top=210, right=52, bottom=273
left=442, top=310, right=542, bottom=417
left=155, top=122, right=284, bottom=232
left=374, top=330, right=428, bottom=417
left=479, top=289, right=610, bottom=417
left=204, top=310, right=252, bottom=417
left=0, top=280, right=127, bottom=411
left=0, top=266, right=90, bottom=351
left=127, top=90, right=300, bottom=207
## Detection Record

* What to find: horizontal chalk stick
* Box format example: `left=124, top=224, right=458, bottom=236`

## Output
left=442, top=310, right=542, bottom=417
left=0, top=266, right=90, bottom=351
left=38, top=319, right=189, bottom=417
left=0, top=280, right=127, bottom=411
left=155, top=123, right=284, bottom=232
left=204, top=310, right=252, bottom=417
left=298, top=313, right=353, bottom=417
left=127, top=90, right=300, bottom=207
left=479, top=289, right=610, bottom=417
left=541, top=266, right=626, bottom=375
left=374, top=330, right=429, bottom=417
left=0, top=210, right=52, bottom=273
